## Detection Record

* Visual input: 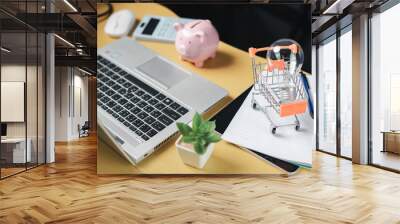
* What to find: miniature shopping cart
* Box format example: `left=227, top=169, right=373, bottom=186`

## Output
left=248, top=41, right=307, bottom=134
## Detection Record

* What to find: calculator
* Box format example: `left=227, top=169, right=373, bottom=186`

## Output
left=133, top=15, right=194, bottom=43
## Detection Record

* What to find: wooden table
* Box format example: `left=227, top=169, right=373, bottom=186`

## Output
left=381, top=131, right=400, bottom=154
left=97, top=3, right=286, bottom=175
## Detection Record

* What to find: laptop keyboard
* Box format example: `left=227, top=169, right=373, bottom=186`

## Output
left=97, top=55, right=189, bottom=142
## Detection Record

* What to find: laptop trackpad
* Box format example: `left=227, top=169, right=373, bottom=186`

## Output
left=137, top=57, right=189, bottom=89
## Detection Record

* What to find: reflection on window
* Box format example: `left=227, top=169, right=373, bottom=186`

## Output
left=318, top=37, right=337, bottom=154
left=390, top=74, right=400, bottom=130
left=340, top=29, right=352, bottom=158
left=371, top=3, right=400, bottom=171
left=0, top=2, right=47, bottom=179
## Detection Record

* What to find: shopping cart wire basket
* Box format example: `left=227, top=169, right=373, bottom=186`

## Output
left=248, top=42, right=307, bottom=134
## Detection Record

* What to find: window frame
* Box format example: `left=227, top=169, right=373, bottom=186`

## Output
left=315, top=24, right=353, bottom=160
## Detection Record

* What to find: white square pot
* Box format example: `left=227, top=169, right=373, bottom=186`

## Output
left=175, top=135, right=215, bottom=169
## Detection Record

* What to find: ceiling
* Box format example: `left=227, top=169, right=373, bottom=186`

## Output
left=311, top=0, right=390, bottom=43
left=0, top=0, right=96, bottom=73
left=1, top=0, right=394, bottom=72
left=0, top=0, right=96, bottom=14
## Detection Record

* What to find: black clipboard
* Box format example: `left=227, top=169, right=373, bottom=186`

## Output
left=210, top=86, right=300, bottom=174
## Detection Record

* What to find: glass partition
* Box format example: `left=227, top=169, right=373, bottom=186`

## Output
left=0, top=1, right=46, bottom=179
left=317, top=36, right=337, bottom=155
left=0, top=30, right=28, bottom=177
left=38, top=32, right=46, bottom=165
left=370, top=3, right=400, bottom=171
left=27, top=31, right=38, bottom=169
left=339, top=28, right=352, bottom=158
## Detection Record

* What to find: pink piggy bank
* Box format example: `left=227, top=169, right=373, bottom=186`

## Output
left=174, top=20, right=219, bottom=67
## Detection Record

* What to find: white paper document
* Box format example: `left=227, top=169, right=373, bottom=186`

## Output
left=222, top=88, right=314, bottom=167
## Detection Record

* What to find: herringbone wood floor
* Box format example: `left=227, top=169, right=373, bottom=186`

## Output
left=1, top=135, right=400, bottom=224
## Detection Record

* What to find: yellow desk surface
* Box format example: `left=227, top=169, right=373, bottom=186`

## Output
left=97, top=3, right=285, bottom=175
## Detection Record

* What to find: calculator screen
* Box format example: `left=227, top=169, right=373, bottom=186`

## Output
left=142, top=18, right=160, bottom=35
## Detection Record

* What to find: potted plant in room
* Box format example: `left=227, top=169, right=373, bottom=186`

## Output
left=175, top=112, right=221, bottom=169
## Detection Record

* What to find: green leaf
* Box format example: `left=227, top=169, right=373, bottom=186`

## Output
left=182, top=135, right=196, bottom=143
left=192, top=112, right=202, bottom=131
left=176, top=122, right=192, bottom=136
left=186, top=113, right=219, bottom=151
left=206, top=133, right=221, bottom=143
left=198, top=121, right=210, bottom=134
left=194, top=140, right=206, bottom=155
left=207, top=121, right=216, bottom=133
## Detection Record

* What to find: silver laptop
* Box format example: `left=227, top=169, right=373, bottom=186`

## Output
left=97, top=38, right=227, bottom=164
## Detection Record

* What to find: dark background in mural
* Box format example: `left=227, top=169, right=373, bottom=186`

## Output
left=166, top=4, right=312, bottom=72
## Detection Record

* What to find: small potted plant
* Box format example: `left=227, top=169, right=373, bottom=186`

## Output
left=175, top=112, right=221, bottom=169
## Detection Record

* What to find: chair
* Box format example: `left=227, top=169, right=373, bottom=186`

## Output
left=78, top=121, right=90, bottom=138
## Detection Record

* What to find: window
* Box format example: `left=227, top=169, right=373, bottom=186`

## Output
left=370, top=2, right=400, bottom=171
left=0, top=1, right=46, bottom=179
left=317, top=25, right=353, bottom=159
left=339, top=28, right=352, bottom=158
left=317, top=36, right=337, bottom=154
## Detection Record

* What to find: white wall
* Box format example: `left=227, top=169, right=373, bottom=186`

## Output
left=1, top=63, right=47, bottom=164
left=71, top=73, right=89, bottom=138
left=54, top=67, right=89, bottom=141
left=1, top=82, right=25, bottom=122
left=1, top=65, right=34, bottom=138
left=75, top=74, right=89, bottom=122
left=55, top=66, right=70, bottom=141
